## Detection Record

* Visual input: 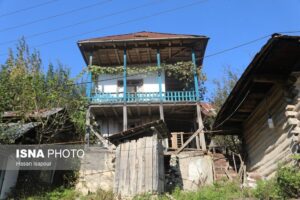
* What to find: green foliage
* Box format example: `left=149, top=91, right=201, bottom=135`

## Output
left=253, top=179, right=280, bottom=200
left=169, top=182, right=246, bottom=200
left=81, top=189, right=114, bottom=200
left=0, top=38, right=86, bottom=136
left=210, top=66, right=239, bottom=112
left=23, top=188, right=114, bottom=200
left=207, top=66, right=241, bottom=153
left=132, top=181, right=250, bottom=200
left=253, top=165, right=300, bottom=199
left=89, top=61, right=207, bottom=92
left=25, top=187, right=80, bottom=200
left=276, top=165, right=300, bottom=198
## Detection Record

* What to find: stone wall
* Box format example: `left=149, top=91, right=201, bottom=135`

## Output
left=76, top=147, right=115, bottom=194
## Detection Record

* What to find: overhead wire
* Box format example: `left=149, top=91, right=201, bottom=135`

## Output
left=0, top=0, right=60, bottom=18
left=0, top=0, right=111, bottom=33
left=0, top=0, right=208, bottom=57
left=0, top=0, right=167, bottom=46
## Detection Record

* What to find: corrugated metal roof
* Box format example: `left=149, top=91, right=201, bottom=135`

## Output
left=2, top=108, right=64, bottom=120
left=0, top=122, right=41, bottom=143
left=78, top=31, right=207, bottom=43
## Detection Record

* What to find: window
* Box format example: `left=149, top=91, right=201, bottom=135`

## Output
left=118, top=79, right=143, bottom=93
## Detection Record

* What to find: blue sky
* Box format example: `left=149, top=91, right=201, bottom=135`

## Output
left=0, top=0, right=299, bottom=99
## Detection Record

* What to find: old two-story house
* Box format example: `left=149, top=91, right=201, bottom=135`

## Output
left=78, top=31, right=211, bottom=150
left=76, top=32, right=219, bottom=196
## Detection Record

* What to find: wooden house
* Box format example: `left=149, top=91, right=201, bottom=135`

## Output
left=77, top=31, right=219, bottom=195
left=213, top=34, right=300, bottom=179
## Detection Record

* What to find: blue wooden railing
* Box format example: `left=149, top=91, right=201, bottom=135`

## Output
left=89, top=91, right=197, bottom=103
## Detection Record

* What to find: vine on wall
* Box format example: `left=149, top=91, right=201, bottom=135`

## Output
left=88, top=61, right=206, bottom=91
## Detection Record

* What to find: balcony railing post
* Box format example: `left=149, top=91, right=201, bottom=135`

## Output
left=192, top=49, right=200, bottom=101
left=157, top=49, right=163, bottom=101
left=123, top=49, right=127, bottom=102
left=157, top=48, right=164, bottom=121
left=86, top=52, right=93, bottom=101
left=123, top=48, right=128, bottom=131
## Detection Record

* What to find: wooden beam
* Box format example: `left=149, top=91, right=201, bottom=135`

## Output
left=105, top=50, right=112, bottom=65
left=137, top=106, right=141, bottom=117
left=135, top=48, right=142, bottom=64
left=175, top=128, right=202, bottom=154
left=196, top=104, right=206, bottom=151
left=237, top=108, right=253, bottom=113
left=123, top=105, right=127, bottom=131
left=148, top=106, right=152, bottom=116
left=112, top=107, right=119, bottom=118
left=127, top=50, right=132, bottom=63
left=114, top=49, right=121, bottom=65
left=90, top=126, right=115, bottom=151
left=159, top=104, right=164, bottom=121
left=253, top=74, right=284, bottom=83
left=168, top=42, right=172, bottom=59
left=85, top=107, right=91, bottom=146
left=147, top=46, right=152, bottom=62
left=128, top=107, right=132, bottom=116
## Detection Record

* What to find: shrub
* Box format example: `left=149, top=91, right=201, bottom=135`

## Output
left=253, top=165, right=300, bottom=199
left=276, top=166, right=300, bottom=198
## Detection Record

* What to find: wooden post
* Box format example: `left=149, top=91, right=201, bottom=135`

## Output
left=85, top=107, right=91, bottom=147
left=86, top=53, right=93, bottom=100
left=197, top=103, right=207, bottom=151
left=192, top=48, right=207, bottom=152
left=123, top=49, right=128, bottom=131
left=192, top=49, right=200, bottom=101
left=157, top=49, right=164, bottom=121
left=180, top=133, right=184, bottom=147
left=171, top=133, right=178, bottom=149
left=123, top=105, right=127, bottom=131
left=159, top=104, right=164, bottom=121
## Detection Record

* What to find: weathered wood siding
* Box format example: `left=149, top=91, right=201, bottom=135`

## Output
left=99, top=115, right=160, bottom=137
left=243, top=84, right=297, bottom=178
left=114, top=133, right=164, bottom=196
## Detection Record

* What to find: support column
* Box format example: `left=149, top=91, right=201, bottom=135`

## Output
left=197, top=103, right=206, bottom=151
left=85, top=107, right=91, bottom=148
left=157, top=49, right=164, bottom=121
left=86, top=53, right=93, bottom=100
left=192, top=49, right=200, bottom=101
left=123, top=49, right=128, bottom=131
left=85, top=53, right=93, bottom=148
left=192, top=49, right=206, bottom=151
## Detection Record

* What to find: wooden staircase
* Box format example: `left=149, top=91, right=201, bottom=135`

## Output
left=213, top=153, right=239, bottom=181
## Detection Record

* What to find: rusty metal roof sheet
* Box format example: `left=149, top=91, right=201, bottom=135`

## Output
left=78, top=31, right=207, bottom=43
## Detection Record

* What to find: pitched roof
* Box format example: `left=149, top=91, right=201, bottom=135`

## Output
left=213, top=34, right=300, bottom=134
left=2, top=108, right=64, bottom=121
left=0, top=122, right=41, bottom=143
left=78, top=31, right=207, bottom=43
left=77, top=31, right=209, bottom=66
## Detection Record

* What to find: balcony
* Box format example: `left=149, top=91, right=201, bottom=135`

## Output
left=89, top=91, right=197, bottom=104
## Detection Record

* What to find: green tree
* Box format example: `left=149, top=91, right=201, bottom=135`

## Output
left=208, top=66, right=240, bottom=153
left=0, top=38, right=86, bottom=138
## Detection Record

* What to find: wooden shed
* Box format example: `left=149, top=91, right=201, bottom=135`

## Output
left=213, top=34, right=300, bottom=178
left=107, top=120, right=168, bottom=197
